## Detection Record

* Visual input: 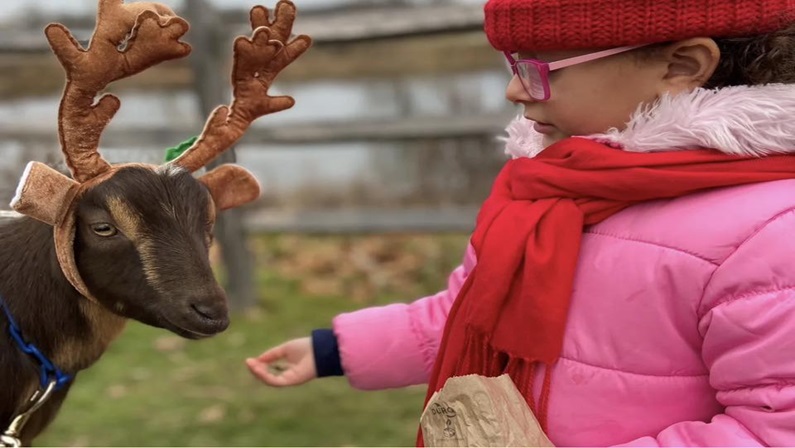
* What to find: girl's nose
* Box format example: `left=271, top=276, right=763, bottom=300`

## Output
left=505, top=75, right=533, bottom=103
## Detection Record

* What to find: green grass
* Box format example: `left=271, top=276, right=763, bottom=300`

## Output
left=36, top=234, right=468, bottom=447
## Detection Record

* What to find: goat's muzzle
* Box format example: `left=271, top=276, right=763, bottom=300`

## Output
left=163, top=291, right=230, bottom=339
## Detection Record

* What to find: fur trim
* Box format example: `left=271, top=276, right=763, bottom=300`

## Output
left=503, top=84, right=795, bottom=159
left=9, top=161, right=35, bottom=210
left=502, top=116, right=548, bottom=159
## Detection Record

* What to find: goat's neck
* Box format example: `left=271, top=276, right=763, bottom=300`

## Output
left=0, top=216, right=126, bottom=374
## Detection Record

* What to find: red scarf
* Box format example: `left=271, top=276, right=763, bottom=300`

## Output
left=418, top=137, right=795, bottom=445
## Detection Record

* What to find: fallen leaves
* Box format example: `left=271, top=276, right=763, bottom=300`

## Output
left=252, top=234, right=466, bottom=304
left=197, top=404, right=227, bottom=424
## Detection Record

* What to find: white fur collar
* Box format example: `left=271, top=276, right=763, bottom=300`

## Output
left=502, top=84, right=795, bottom=159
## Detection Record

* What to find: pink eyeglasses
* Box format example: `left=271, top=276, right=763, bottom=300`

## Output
left=504, top=45, right=647, bottom=101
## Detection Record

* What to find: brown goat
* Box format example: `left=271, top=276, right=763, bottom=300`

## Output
left=0, top=1, right=311, bottom=445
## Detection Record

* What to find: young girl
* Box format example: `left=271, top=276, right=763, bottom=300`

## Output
left=247, top=0, right=795, bottom=445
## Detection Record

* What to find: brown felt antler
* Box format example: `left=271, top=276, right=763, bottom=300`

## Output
left=45, top=0, right=191, bottom=183
left=171, top=0, right=312, bottom=173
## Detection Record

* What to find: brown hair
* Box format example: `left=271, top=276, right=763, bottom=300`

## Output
left=637, top=23, right=795, bottom=88
left=706, top=22, right=795, bottom=88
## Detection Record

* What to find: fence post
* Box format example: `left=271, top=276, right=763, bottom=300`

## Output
left=184, top=0, right=257, bottom=311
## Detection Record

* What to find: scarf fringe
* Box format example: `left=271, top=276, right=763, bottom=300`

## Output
left=458, top=329, right=553, bottom=433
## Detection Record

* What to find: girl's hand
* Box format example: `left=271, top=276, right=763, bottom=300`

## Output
left=246, top=337, right=317, bottom=387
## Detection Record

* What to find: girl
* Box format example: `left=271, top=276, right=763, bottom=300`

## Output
left=247, top=0, right=795, bottom=445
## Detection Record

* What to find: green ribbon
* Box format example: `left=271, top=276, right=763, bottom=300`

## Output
left=164, top=135, right=199, bottom=162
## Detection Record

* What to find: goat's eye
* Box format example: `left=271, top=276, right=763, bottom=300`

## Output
left=91, top=223, right=118, bottom=237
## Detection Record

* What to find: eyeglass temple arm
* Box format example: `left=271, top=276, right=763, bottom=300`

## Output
left=547, top=45, right=647, bottom=70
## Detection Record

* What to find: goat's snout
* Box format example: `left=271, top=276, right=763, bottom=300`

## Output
left=164, top=291, right=230, bottom=339
left=190, top=301, right=228, bottom=323
left=188, top=298, right=229, bottom=331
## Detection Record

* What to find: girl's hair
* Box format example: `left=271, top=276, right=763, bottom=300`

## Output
left=706, top=22, right=795, bottom=88
left=640, top=22, right=795, bottom=88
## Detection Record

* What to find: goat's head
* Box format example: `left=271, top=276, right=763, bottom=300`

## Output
left=9, top=0, right=312, bottom=339
left=70, top=165, right=227, bottom=338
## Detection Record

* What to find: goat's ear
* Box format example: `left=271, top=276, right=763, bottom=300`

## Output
left=11, top=161, right=79, bottom=226
left=198, top=164, right=261, bottom=211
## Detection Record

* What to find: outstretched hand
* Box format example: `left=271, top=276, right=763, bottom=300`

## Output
left=246, top=337, right=318, bottom=387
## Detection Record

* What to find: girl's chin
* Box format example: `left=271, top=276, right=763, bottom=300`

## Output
left=542, top=133, right=568, bottom=148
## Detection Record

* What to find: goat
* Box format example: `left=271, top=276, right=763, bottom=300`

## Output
left=0, top=1, right=311, bottom=445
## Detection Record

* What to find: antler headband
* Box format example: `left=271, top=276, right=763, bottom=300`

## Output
left=11, top=0, right=312, bottom=301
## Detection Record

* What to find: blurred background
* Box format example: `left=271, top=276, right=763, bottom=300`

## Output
left=1, top=0, right=517, bottom=445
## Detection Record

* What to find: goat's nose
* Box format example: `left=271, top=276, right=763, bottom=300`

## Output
left=190, top=301, right=227, bottom=321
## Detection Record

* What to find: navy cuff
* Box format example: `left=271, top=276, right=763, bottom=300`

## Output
left=311, top=328, right=344, bottom=377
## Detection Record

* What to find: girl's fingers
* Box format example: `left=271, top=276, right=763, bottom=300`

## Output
left=254, top=345, right=287, bottom=363
left=246, top=358, right=294, bottom=387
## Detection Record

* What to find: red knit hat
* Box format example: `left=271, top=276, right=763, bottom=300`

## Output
left=484, top=0, right=795, bottom=52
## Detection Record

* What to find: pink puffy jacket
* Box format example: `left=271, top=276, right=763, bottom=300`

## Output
left=331, top=85, right=795, bottom=446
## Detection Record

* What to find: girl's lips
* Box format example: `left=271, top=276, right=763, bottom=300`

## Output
left=533, top=121, right=556, bottom=134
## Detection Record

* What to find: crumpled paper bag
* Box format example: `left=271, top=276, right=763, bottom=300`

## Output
left=420, top=374, right=554, bottom=447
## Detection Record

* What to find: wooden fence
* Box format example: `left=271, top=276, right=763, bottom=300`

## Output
left=0, top=1, right=507, bottom=307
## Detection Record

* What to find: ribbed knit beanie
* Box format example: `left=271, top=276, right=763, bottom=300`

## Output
left=484, top=0, right=795, bottom=52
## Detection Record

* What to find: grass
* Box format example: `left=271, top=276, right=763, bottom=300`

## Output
left=36, top=233, right=469, bottom=447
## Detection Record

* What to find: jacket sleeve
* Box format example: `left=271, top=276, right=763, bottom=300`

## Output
left=329, top=243, right=475, bottom=390
left=618, top=209, right=795, bottom=447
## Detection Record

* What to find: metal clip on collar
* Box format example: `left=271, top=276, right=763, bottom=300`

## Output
left=1, top=297, right=70, bottom=447
left=1, top=380, right=57, bottom=447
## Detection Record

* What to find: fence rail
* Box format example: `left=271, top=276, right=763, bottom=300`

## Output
left=248, top=206, right=478, bottom=234
left=2, top=3, right=484, bottom=49
left=1, top=206, right=478, bottom=234
left=0, top=3, right=498, bottom=98
left=0, top=112, right=515, bottom=147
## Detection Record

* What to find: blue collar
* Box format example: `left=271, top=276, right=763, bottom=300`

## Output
left=0, top=296, right=71, bottom=391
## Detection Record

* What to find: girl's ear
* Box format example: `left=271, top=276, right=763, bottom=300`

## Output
left=659, top=37, right=721, bottom=93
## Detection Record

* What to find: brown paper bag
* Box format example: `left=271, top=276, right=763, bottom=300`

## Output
left=420, top=374, right=554, bottom=447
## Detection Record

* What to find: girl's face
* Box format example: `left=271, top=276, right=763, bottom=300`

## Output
left=505, top=44, right=704, bottom=147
